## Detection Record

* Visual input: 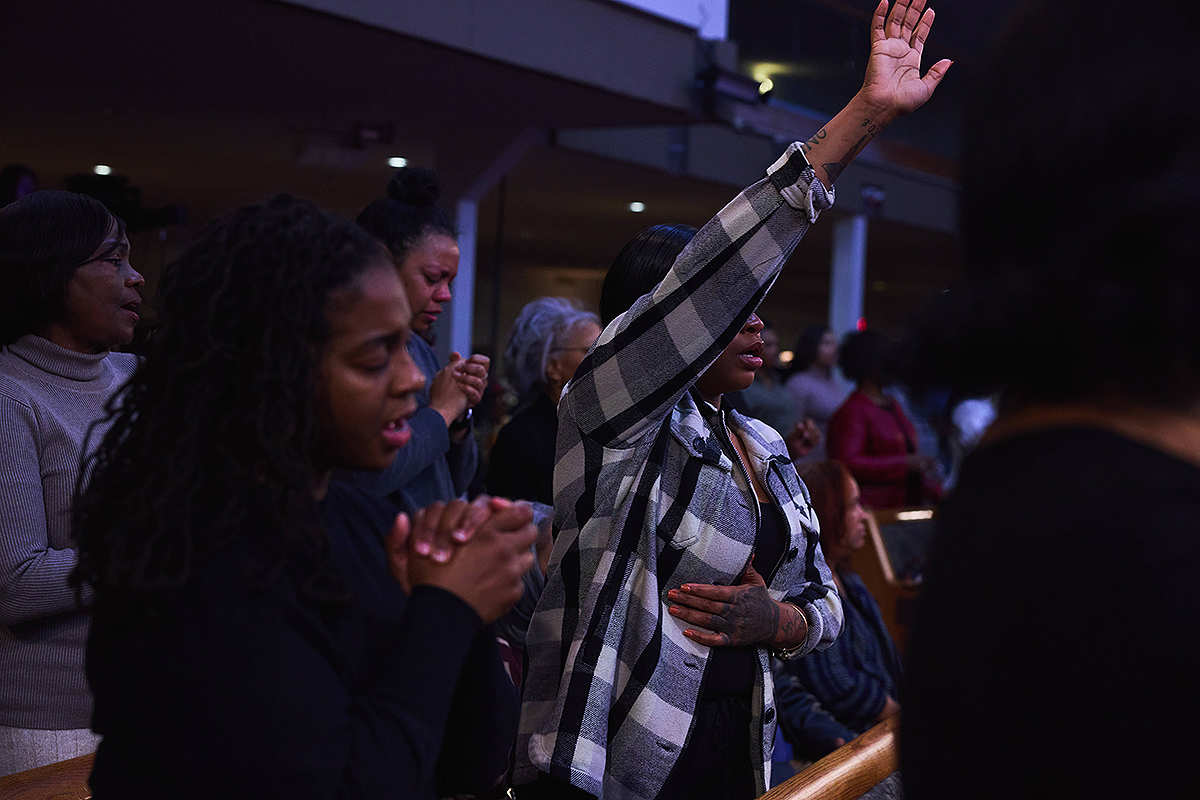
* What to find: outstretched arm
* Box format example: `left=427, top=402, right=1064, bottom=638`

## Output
left=561, top=1, right=948, bottom=448
left=802, top=0, right=952, bottom=189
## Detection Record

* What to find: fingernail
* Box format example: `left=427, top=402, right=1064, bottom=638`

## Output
left=414, top=541, right=431, bottom=555
left=433, top=549, right=450, bottom=563
left=452, top=528, right=469, bottom=542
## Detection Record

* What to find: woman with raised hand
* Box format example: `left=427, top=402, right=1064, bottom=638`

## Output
left=514, top=3, right=949, bottom=798
left=341, top=166, right=490, bottom=512
left=0, top=190, right=142, bottom=775
left=73, top=195, right=536, bottom=799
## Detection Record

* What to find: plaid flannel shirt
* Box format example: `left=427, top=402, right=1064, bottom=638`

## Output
left=515, top=143, right=844, bottom=800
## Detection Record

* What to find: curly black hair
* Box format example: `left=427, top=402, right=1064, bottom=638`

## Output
left=72, top=194, right=385, bottom=612
left=839, top=330, right=892, bottom=386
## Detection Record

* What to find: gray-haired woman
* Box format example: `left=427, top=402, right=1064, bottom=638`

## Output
left=485, top=297, right=600, bottom=506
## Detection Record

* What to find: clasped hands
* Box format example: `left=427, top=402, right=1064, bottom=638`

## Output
left=666, top=558, right=807, bottom=650
left=430, top=351, right=489, bottom=435
left=386, top=494, right=536, bottom=624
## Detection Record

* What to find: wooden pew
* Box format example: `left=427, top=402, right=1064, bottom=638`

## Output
left=846, top=507, right=935, bottom=655
left=0, top=753, right=93, bottom=800
left=760, top=714, right=900, bottom=800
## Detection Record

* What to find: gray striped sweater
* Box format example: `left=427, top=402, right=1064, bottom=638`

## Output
left=0, top=334, right=136, bottom=729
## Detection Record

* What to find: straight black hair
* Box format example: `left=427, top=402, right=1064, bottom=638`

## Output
left=0, top=190, right=126, bottom=346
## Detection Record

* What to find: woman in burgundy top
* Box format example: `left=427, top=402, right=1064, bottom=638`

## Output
left=826, top=330, right=941, bottom=509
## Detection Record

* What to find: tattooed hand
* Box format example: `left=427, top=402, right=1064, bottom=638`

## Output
left=666, top=559, right=807, bottom=648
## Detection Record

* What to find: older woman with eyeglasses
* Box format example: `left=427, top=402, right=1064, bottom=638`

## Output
left=0, top=190, right=143, bottom=775
left=485, top=297, right=601, bottom=506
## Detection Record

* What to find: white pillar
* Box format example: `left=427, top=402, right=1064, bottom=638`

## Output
left=437, top=127, right=545, bottom=362
left=448, top=199, right=479, bottom=359
left=829, top=213, right=868, bottom=337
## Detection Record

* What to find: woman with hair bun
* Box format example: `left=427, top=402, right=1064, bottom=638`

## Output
left=342, top=167, right=490, bottom=514
left=0, top=190, right=142, bottom=775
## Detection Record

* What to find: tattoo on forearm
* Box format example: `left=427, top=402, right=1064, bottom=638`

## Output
left=823, top=133, right=872, bottom=185
left=860, top=117, right=886, bottom=136
left=800, top=128, right=827, bottom=155
left=776, top=603, right=809, bottom=647
left=807, top=114, right=886, bottom=175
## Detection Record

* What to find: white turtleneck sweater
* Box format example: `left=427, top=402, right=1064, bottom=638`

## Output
left=0, top=334, right=137, bottom=730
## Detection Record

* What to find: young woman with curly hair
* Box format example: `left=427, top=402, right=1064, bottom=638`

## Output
left=72, top=194, right=536, bottom=799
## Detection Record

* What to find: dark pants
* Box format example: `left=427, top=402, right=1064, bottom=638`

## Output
left=658, top=693, right=756, bottom=800
left=516, top=693, right=755, bottom=800
left=515, top=772, right=596, bottom=800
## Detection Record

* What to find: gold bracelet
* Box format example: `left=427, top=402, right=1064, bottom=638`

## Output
left=772, top=602, right=809, bottom=661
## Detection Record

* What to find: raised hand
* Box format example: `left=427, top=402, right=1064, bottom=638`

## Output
left=861, top=0, right=952, bottom=119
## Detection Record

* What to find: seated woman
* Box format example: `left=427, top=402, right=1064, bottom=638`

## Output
left=486, top=296, right=601, bottom=506
left=0, top=190, right=142, bottom=775
left=72, top=195, right=537, bottom=799
left=774, top=460, right=902, bottom=761
left=827, top=330, right=942, bottom=509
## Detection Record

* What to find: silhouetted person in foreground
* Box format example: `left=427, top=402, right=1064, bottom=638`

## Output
left=900, top=1, right=1200, bottom=797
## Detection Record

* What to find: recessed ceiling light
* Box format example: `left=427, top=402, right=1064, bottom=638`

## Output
left=629, top=201, right=645, bottom=213
left=387, top=157, right=408, bottom=168
left=93, top=164, right=112, bottom=176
